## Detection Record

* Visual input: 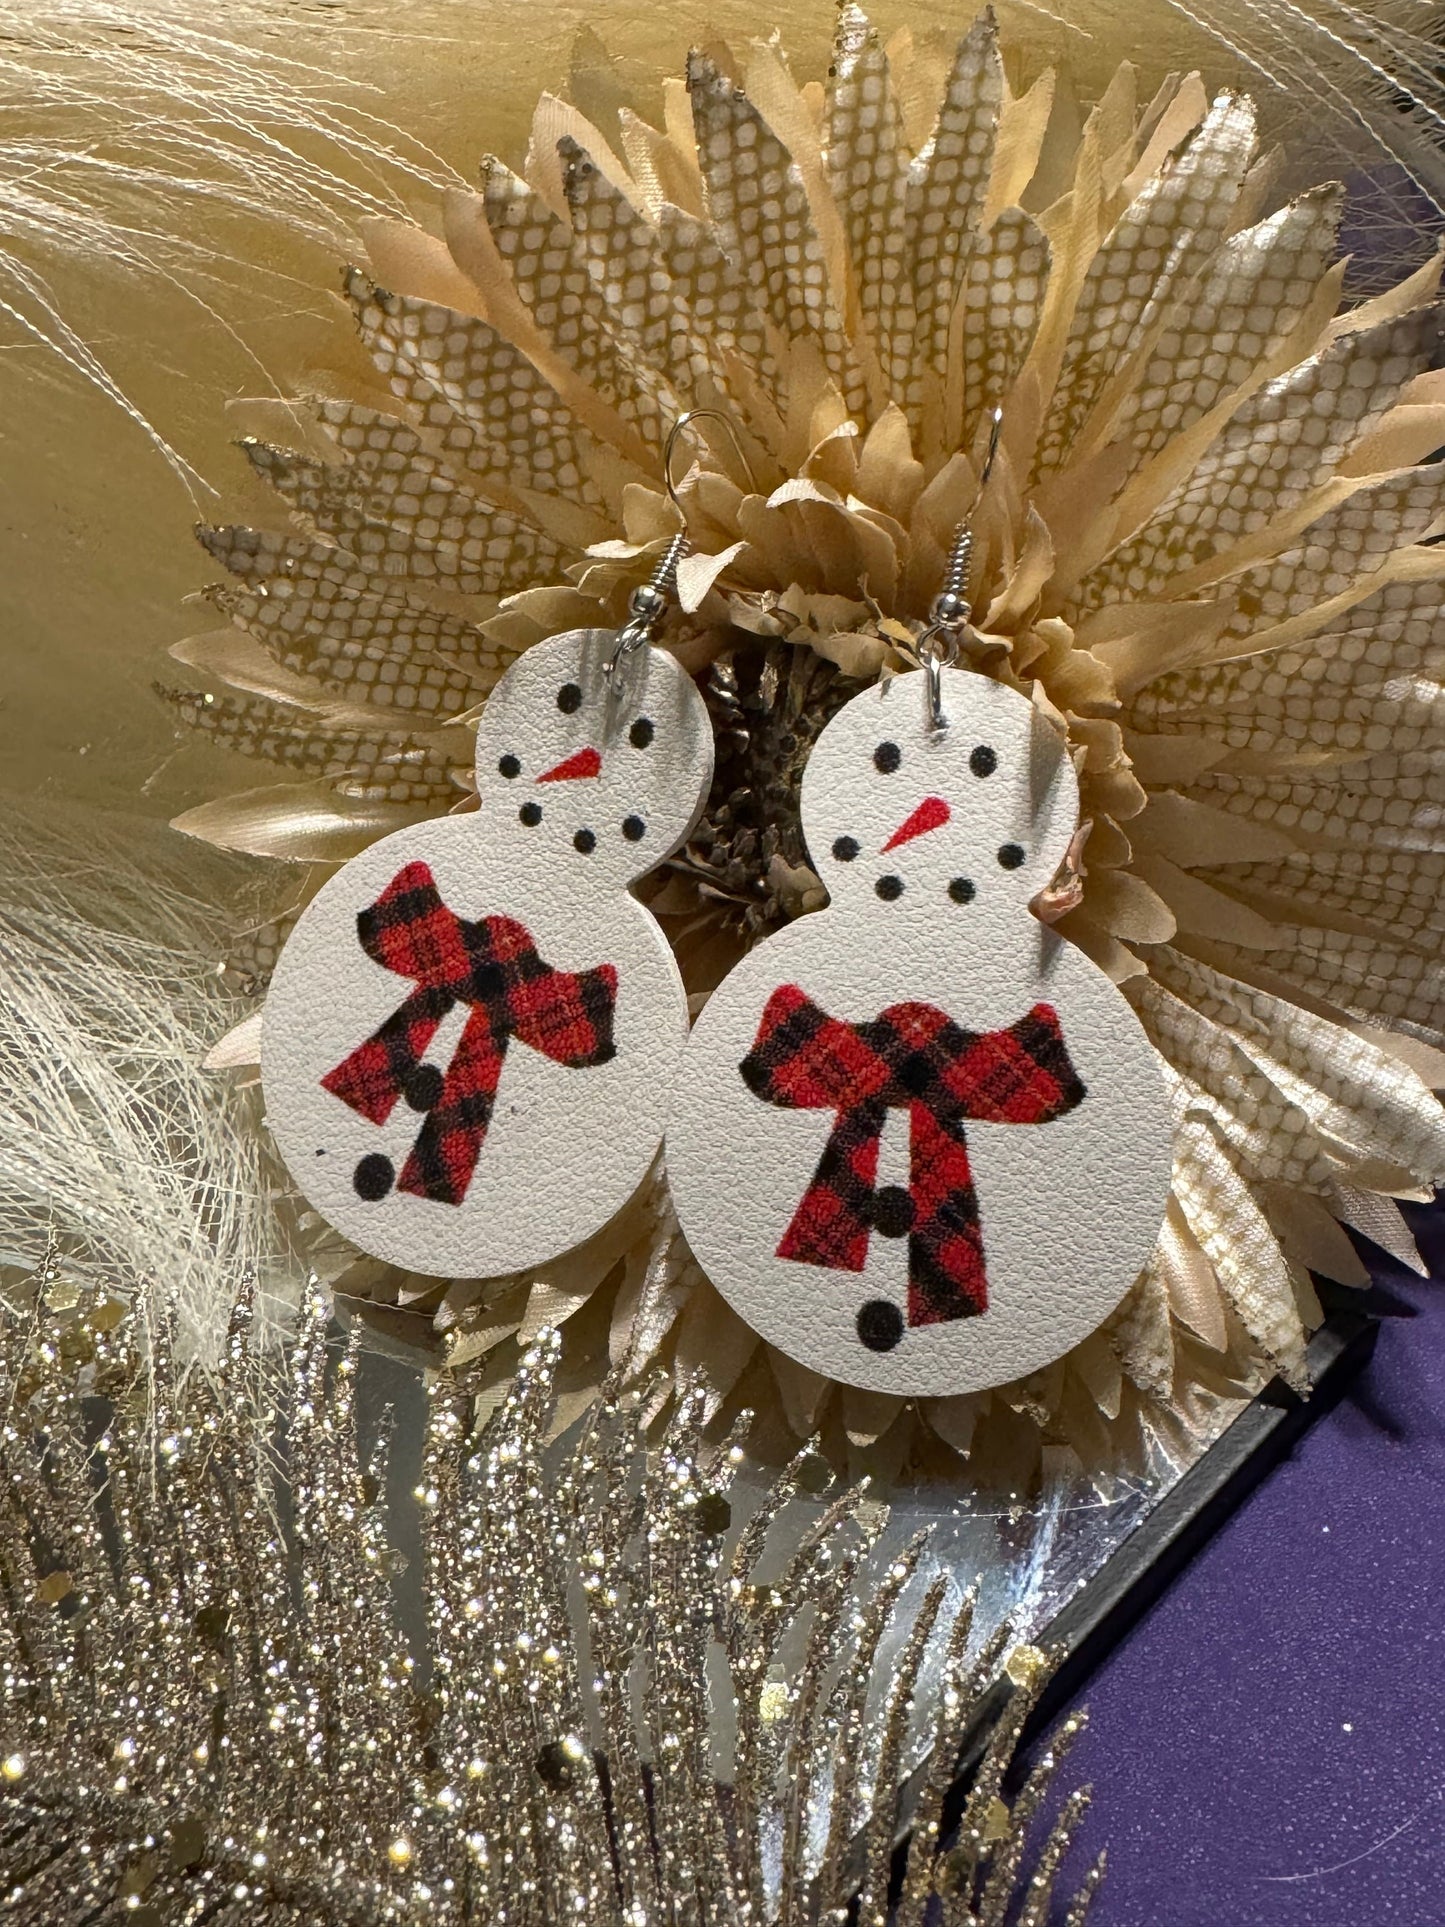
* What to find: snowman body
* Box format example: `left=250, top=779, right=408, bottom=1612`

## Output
left=262, top=628, right=712, bottom=1278
left=666, top=666, right=1174, bottom=1397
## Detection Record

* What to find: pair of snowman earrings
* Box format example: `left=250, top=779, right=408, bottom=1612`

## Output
left=263, top=417, right=1174, bottom=1398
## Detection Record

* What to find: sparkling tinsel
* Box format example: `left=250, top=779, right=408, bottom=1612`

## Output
left=0, top=1273, right=1102, bottom=1924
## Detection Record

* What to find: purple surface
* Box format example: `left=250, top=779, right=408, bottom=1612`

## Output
left=1049, top=1204, right=1445, bottom=1927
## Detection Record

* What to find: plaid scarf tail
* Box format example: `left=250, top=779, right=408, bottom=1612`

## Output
left=321, top=861, right=618, bottom=1207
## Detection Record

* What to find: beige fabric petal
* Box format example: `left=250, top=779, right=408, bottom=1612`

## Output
left=1152, top=947, right=1445, bottom=1178
left=240, top=436, right=569, bottom=602
left=1133, top=976, right=1336, bottom=1188
left=159, top=688, right=465, bottom=808
left=824, top=4, right=908, bottom=382
left=345, top=272, right=607, bottom=509
left=1090, top=308, right=1442, bottom=603
left=479, top=156, right=654, bottom=434
left=689, top=51, right=864, bottom=416
left=897, top=10, right=1002, bottom=412
left=172, top=782, right=423, bottom=864
left=1171, top=1114, right=1309, bottom=1392
left=1121, top=185, right=1344, bottom=463
left=1211, top=848, right=1444, bottom=957
left=1039, top=92, right=1258, bottom=472
left=1102, top=1252, right=1174, bottom=1399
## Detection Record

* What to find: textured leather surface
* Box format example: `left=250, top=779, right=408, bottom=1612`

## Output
left=667, top=666, right=1175, bottom=1396
left=261, top=630, right=712, bottom=1275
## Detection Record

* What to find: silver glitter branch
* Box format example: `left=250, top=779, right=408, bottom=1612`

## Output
left=0, top=1276, right=1104, bottom=1923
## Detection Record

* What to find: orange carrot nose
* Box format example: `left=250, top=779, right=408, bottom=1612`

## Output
left=537, top=747, right=602, bottom=783
left=881, top=795, right=951, bottom=852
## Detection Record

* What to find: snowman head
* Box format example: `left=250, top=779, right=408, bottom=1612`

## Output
left=800, top=667, right=1078, bottom=922
left=473, top=628, right=713, bottom=891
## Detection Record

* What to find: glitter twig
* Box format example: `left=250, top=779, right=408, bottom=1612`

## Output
left=0, top=1276, right=1103, bottom=1923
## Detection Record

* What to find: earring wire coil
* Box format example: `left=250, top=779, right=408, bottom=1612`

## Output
left=916, top=407, right=1003, bottom=731
left=606, top=408, right=759, bottom=680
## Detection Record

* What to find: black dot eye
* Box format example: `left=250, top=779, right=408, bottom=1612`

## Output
left=970, top=744, right=997, bottom=778
left=832, top=835, right=859, bottom=863
left=622, top=815, right=646, bottom=842
left=998, top=842, right=1025, bottom=870
left=519, top=801, right=542, bottom=827
left=573, top=828, right=596, bottom=854
left=948, top=877, right=976, bottom=904
left=556, top=682, right=583, bottom=714
left=874, top=741, right=901, bottom=774
left=875, top=874, right=904, bottom=901
left=498, top=753, right=521, bottom=779
left=629, top=717, right=654, bottom=749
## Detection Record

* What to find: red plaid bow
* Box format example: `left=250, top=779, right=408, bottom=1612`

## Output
left=739, top=986, right=1085, bottom=1326
left=321, top=861, right=618, bottom=1206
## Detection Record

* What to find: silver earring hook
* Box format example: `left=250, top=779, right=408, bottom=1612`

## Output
left=606, top=409, right=758, bottom=682
left=917, top=407, right=1004, bottom=732
left=663, top=407, right=760, bottom=516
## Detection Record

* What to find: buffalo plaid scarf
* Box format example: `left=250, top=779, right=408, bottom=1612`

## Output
left=739, top=986, right=1085, bottom=1326
left=321, top=861, right=618, bottom=1206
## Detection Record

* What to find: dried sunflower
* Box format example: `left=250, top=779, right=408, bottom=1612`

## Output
left=173, top=7, right=1445, bottom=1485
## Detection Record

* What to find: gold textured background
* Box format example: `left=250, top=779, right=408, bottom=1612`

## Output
left=0, top=0, right=1317, bottom=817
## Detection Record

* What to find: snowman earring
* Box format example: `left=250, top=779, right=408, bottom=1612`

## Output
left=666, top=420, right=1176, bottom=1398
left=259, top=420, right=725, bottom=1280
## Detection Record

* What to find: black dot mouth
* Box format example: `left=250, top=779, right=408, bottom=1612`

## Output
left=856, top=1299, right=903, bottom=1352
left=998, top=842, right=1025, bottom=870
left=622, top=814, right=646, bottom=842
left=948, top=876, right=976, bottom=904
left=519, top=801, right=543, bottom=828
left=832, top=834, right=860, bottom=863
left=573, top=827, right=597, bottom=854
left=498, top=752, right=521, bottom=779
left=875, top=873, right=904, bottom=901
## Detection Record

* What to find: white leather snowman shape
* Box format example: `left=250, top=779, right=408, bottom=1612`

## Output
left=262, top=629, right=713, bottom=1278
left=667, top=666, right=1174, bottom=1397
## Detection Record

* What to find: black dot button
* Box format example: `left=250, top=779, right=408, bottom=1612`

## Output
left=857, top=1299, right=904, bottom=1352
left=353, top=1153, right=394, bottom=1202
left=403, top=1065, right=444, bottom=1112
left=872, top=1186, right=914, bottom=1237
